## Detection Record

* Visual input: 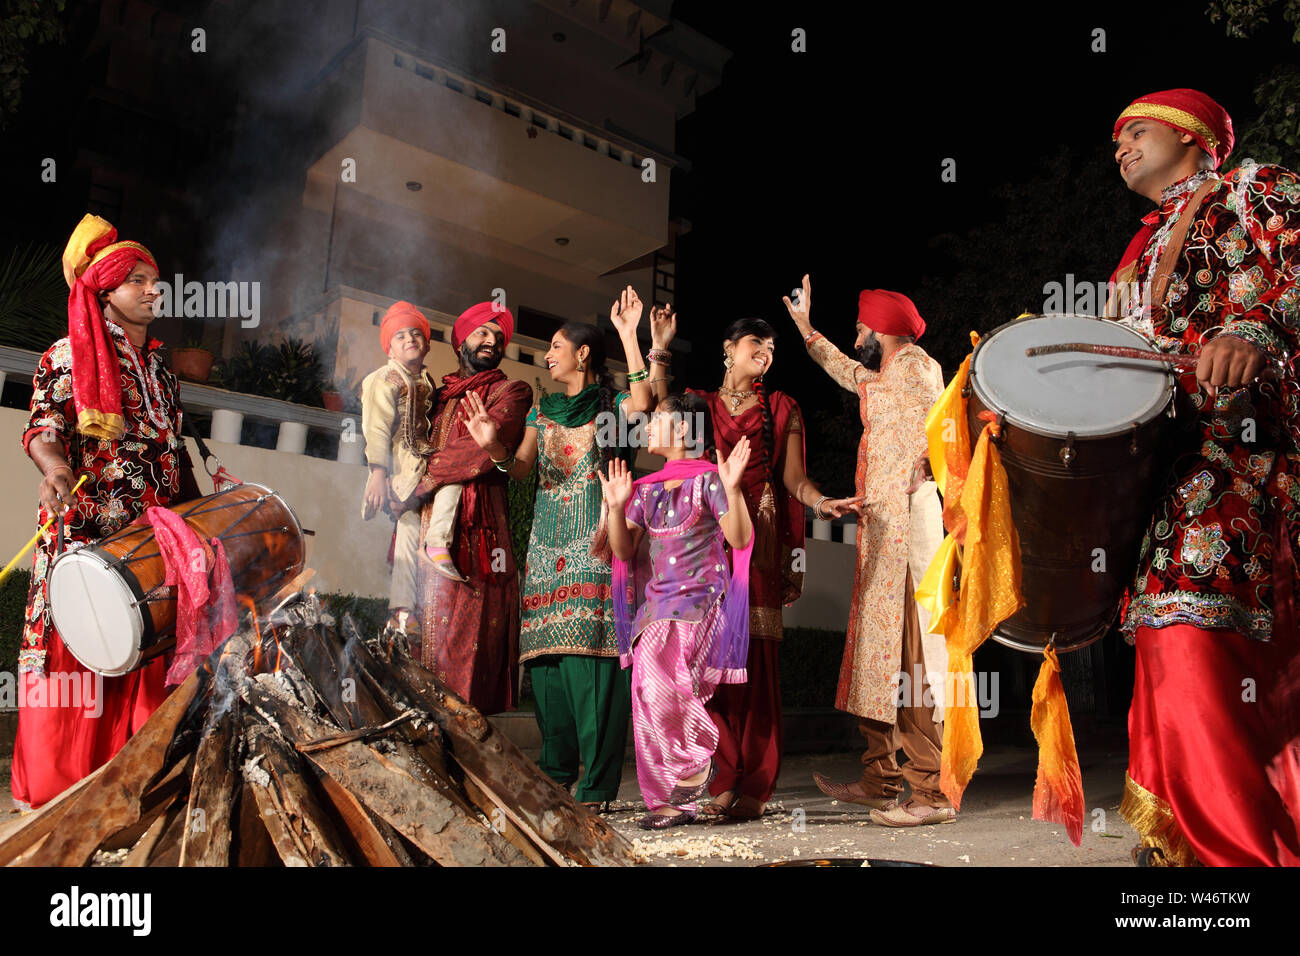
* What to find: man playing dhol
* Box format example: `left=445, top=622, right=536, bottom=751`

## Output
left=1107, top=88, right=1300, bottom=865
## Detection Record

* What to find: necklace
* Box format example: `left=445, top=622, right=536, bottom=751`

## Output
left=719, top=385, right=755, bottom=410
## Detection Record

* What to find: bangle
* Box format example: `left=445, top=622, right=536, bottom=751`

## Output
left=627, top=368, right=649, bottom=384
left=814, top=495, right=830, bottom=520
left=647, top=349, right=672, bottom=365
left=492, top=455, right=516, bottom=473
left=803, top=329, right=821, bottom=343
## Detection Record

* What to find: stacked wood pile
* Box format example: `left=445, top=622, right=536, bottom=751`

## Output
left=0, top=595, right=633, bottom=867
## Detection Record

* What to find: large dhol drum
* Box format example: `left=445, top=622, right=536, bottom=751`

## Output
left=967, top=315, right=1176, bottom=653
left=48, top=483, right=307, bottom=675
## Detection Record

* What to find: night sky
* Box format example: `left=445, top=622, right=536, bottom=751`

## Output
left=668, top=1, right=1296, bottom=394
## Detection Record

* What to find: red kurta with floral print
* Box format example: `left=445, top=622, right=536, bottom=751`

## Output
left=1115, top=164, right=1300, bottom=641
left=19, top=324, right=194, bottom=675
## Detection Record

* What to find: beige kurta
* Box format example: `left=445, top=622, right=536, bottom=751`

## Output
left=360, top=359, right=437, bottom=509
left=807, top=334, right=947, bottom=724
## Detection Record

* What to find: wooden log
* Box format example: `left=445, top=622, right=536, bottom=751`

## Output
left=308, top=765, right=412, bottom=866
left=243, top=706, right=352, bottom=867
left=98, top=753, right=194, bottom=852
left=232, top=782, right=281, bottom=867
left=247, top=681, right=530, bottom=866
left=0, top=764, right=106, bottom=866
left=145, top=794, right=193, bottom=867
left=381, top=651, right=634, bottom=867
left=124, top=799, right=185, bottom=867
left=17, top=668, right=203, bottom=866
left=179, top=698, right=241, bottom=866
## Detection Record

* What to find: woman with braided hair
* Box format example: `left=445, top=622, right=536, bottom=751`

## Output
left=462, top=286, right=674, bottom=810
left=675, top=317, right=863, bottom=819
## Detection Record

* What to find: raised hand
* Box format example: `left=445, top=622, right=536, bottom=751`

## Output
left=598, top=457, right=634, bottom=511
left=459, top=390, right=499, bottom=449
left=717, top=435, right=751, bottom=492
left=781, top=273, right=813, bottom=336
left=609, top=285, right=644, bottom=337
left=650, top=303, right=677, bottom=349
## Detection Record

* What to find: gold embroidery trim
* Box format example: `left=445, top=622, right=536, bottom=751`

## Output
left=1114, top=104, right=1219, bottom=151
left=1118, top=772, right=1200, bottom=867
left=749, top=605, right=783, bottom=640
left=89, top=240, right=155, bottom=268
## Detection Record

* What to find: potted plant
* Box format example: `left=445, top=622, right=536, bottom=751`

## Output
left=171, top=337, right=216, bottom=384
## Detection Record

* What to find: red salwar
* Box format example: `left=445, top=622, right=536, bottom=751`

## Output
left=707, top=637, right=782, bottom=803
left=12, top=641, right=167, bottom=809
left=1125, top=624, right=1300, bottom=866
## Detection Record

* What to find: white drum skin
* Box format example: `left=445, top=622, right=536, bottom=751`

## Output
left=48, top=548, right=147, bottom=676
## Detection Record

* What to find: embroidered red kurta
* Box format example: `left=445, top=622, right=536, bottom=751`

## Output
left=1115, top=165, right=1300, bottom=640
left=414, top=375, right=532, bottom=714
left=12, top=324, right=196, bottom=808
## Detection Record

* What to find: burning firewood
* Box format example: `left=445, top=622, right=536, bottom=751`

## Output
left=0, top=589, right=635, bottom=867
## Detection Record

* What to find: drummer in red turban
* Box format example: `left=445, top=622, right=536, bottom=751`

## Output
left=12, top=215, right=200, bottom=809
left=1104, top=90, right=1300, bottom=865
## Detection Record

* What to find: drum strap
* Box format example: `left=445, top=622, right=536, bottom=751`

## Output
left=184, top=415, right=242, bottom=491
left=1148, top=179, right=1219, bottom=315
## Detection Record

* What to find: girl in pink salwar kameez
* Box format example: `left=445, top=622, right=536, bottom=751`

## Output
left=601, top=393, right=754, bottom=829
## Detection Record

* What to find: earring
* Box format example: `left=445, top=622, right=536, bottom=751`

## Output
left=577, top=361, right=586, bottom=371
left=723, top=353, right=734, bottom=370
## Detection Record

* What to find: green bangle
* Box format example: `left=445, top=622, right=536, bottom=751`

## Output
left=626, top=368, right=649, bottom=384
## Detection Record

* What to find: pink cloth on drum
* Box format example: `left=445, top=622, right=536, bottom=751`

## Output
left=631, top=604, right=725, bottom=812
left=141, top=507, right=238, bottom=686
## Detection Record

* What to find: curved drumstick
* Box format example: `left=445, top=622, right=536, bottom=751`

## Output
left=0, top=473, right=90, bottom=585
left=1024, top=342, right=1198, bottom=370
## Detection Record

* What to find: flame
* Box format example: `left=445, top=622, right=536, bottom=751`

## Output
left=240, top=595, right=264, bottom=672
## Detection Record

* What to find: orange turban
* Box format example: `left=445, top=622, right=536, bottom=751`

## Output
left=62, top=214, right=158, bottom=440
left=379, top=301, right=431, bottom=354
left=1112, top=88, right=1234, bottom=169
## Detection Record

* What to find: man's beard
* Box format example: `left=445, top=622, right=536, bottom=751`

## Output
left=857, top=335, right=883, bottom=372
left=461, top=340, right=502, bottom=372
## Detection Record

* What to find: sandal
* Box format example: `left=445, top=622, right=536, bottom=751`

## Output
left=724, top=795, right=766, bottom=820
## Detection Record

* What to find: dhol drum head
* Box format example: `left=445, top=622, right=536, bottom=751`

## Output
left=970, top=316, right=1172, bottom=437
left=48, top=548, right=146, bottom=676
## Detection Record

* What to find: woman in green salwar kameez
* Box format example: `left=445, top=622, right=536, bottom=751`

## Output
left=462, top=287, right=676, bottom=808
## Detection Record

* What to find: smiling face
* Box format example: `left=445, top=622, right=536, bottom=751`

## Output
left=388, top=326, right=430, bottom=369
left=460, top=321, right=505, bottom=372
left=727, top=333, right=775, bottom=381
left=544, top=329, right=588, bottom=385
left=1114, top=119, right=1206, bottom=202
left=103, top=262, right=161, bottom=329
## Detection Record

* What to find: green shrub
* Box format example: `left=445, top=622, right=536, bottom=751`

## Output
left=0, top=570, right=30, bottom=676
left=318, top=591, right=388, bottom=642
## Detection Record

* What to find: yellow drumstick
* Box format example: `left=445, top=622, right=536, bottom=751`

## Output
left=0, top=473, right=90, bottom=586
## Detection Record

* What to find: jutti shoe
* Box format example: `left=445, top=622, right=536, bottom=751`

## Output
left=667, top=761, right=716, bottom=806
left=812, top=772, right=898, bottom=810
left=424, top=546, right=467, bottom=582
left=868, top=799, right=956, bottom=827
left=637, top=810, right=696, bottom=830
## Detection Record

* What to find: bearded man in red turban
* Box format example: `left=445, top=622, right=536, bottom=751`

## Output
left=782, top=276, right=953, bottom=826
left=11, top=215, right=202, bottom=809
left=398, top=300, right=531, bottom=714
left=1106, top=89, right=1300, bottom=865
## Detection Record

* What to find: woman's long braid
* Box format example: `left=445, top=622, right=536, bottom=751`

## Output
left=754, top=377, right=775, bottom=484
left=596, top=365, right=618, bottom=468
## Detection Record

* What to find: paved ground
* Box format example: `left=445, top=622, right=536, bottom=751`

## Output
left=604, top=744, right=1136, bottom=867
left=1, top=739, right=1137, bottom=868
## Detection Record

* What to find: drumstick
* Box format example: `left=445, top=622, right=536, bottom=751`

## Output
left=0, top=474, right=90, bottom=586
left=1024, top=342, right=1197, bottom=369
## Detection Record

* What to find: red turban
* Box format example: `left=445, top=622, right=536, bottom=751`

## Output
left=1112, top=89, right=1234, bottom=169
left=857, top=289, right=926, bottom=341
left=379, top=301, right=430, bottom=354
left=452, top=301, right=514, bottom=351
left=62, top=214, right=158, bottom=441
